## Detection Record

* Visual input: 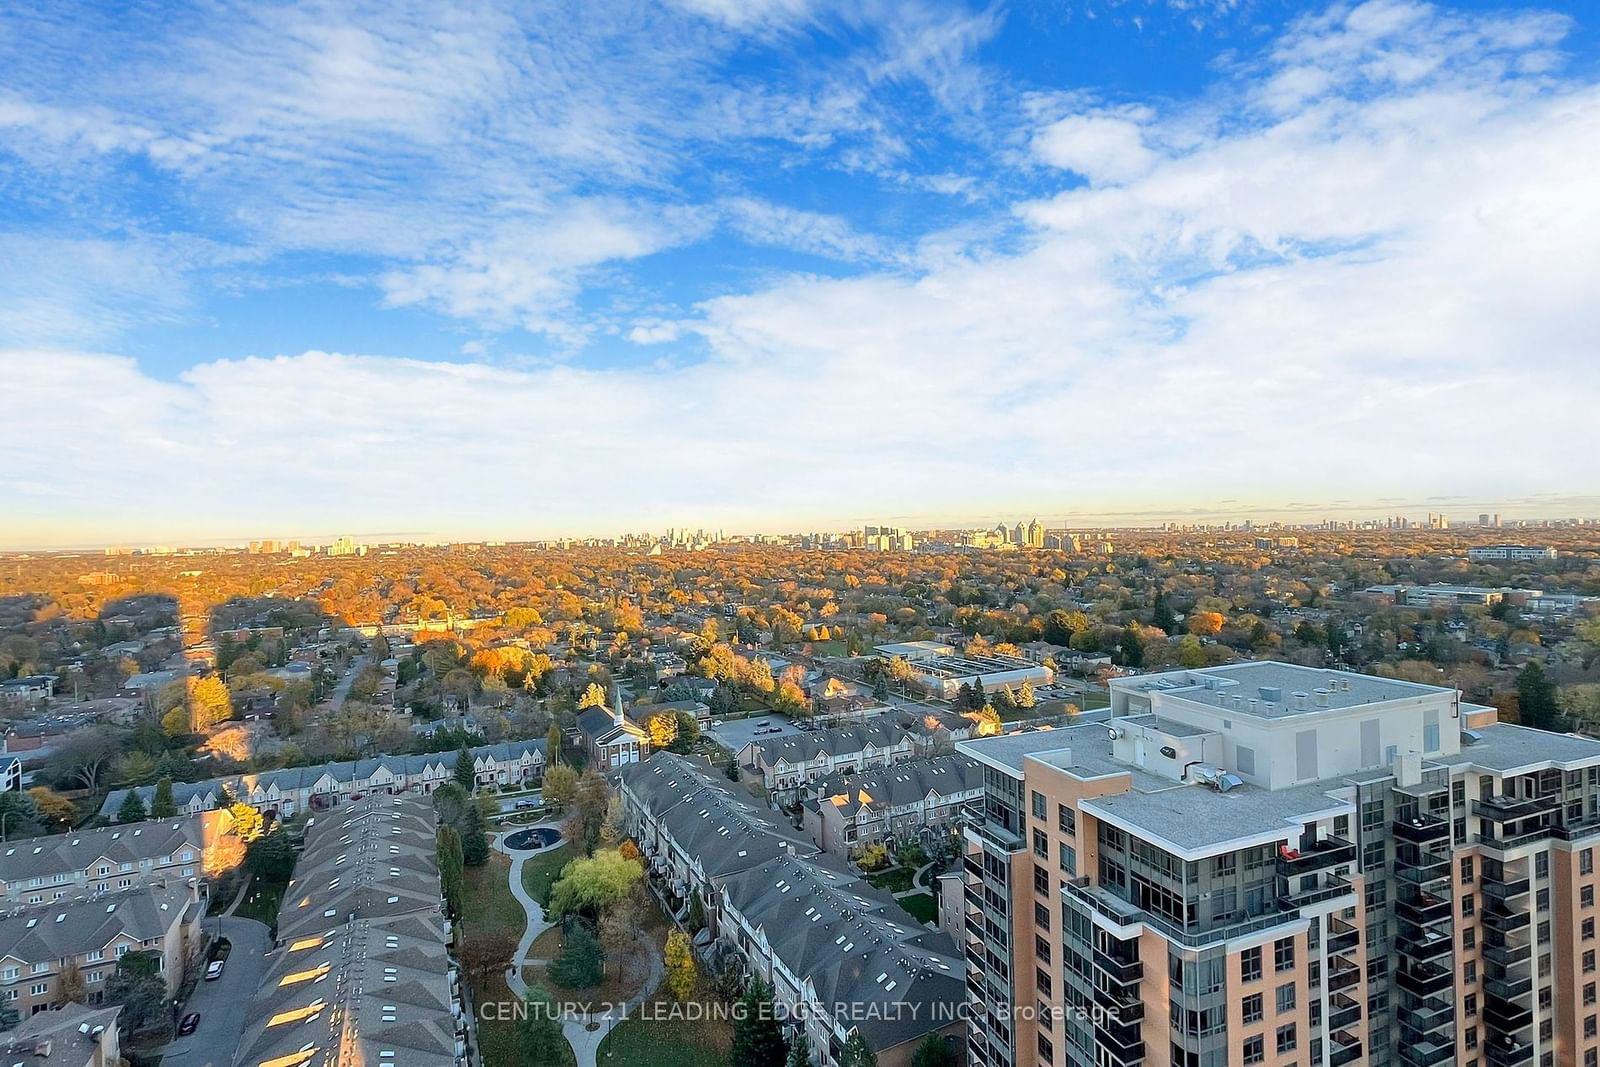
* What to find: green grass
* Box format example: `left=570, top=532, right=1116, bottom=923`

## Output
left=520, top=845, right=575, bottom=909
left=597, top=993, right=732, bottom=1067
left=232, top=875, right=290, bottom=935
left=865, top=866, right=915, bottom=894
left=466, top=852, right=529, bottom=933
left=896, top=891, right=937, bottom=924
left=474, top=970, right=575, bottom=1067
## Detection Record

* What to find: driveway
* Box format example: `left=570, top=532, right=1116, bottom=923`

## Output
left=497, top=790, right=544, bottom=813
left=704, top=715, right=803, bottom=756
left=159, top=916, right=273, bottom=1067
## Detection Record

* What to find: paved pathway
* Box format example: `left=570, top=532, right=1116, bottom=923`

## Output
left=494, top=829, right=664, bottom=1067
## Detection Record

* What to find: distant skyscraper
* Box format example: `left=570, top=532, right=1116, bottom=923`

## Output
left=1026, top=518, right=1044, bottom=548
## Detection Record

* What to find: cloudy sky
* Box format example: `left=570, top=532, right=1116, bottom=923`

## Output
left=2, top=0, right=1598, bottom=547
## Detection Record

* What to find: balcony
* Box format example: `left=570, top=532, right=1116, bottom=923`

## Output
left=1276, top=835, right=1357, bottom=875
left=1326, top=918, right=1360, bottom=956
left=1483, top=996, right=1535, bottom=1033
left=1477, top=826, right=1554, bottom=851
left=1329, top=1031, right=1363, bottom=1067
left=1398, top=999, right=1454, bottom=1037
left=972, top=819, right=1025, bottom=852
left=1095, top=1018, right=1145, bottom=1063
left=1481, top=907, right=1532, bottom=934
left=1395, top=849, right=1452, bottom=887
left=1279, top=873, right=1353, bottom=908
left=1327, top=958, right=1361, bottom=993
left=1473, top=794, right=1560, bottom=822
left=1398, top=1037, right=1458, bottom=1067
left=1396, top=892, right=1452, bottom=926
left=1394, top=813, right=1450, bottom=843
left=1397, top=928, right=1454, bottom=963
left=1483, top=1033, right=1536, bottom=1067
left=1326, top=993, right=1361, bottom=1031
left=1482, top=876, right=1532, bottom=903
left=1482, top=939, right=1532, bottom=967
left=1395, top=961, right=1453, bottom=997
left=1484, top=972, right=1533, bottom=1001
left=1092, top=947, right=1143, bottom=985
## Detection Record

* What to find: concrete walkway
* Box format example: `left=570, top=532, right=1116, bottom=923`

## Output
left=494, top=829, right=665, bottom=1067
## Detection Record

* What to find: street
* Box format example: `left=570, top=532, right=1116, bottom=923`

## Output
left=158, top=916, right=273, bottom=1067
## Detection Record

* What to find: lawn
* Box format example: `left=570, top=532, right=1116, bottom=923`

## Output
left=467, top=852, right=530, bottom=933
left=475, top=969, right=575, bottom=1067
left=896, top=891, right=938, bottom=925
left=866, top=866, right=915, bottom=894
left=596, top=991, right=732, bottom=1067
left=232, top=875, right=290, bottom=935
left=520, top=844, right=574, bottom=908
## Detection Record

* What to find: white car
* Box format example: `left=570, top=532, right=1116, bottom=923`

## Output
left=205, top=960, right=225, bottom=981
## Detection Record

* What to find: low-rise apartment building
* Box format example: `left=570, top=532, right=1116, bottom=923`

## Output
left=0, top=881, right=202, bottom=1019
left=0, top=811, right=235, bottom=903
left=99, top=737, right=546, bottom=820
left=956, top=659, right=1600, bottom=1067
left=802, top=754, right=982, bottom=853
left=233, top=794, right=462, bottom=1067
left=740, top=719, right=916, bottom=804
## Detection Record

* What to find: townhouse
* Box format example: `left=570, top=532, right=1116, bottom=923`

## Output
left=0, top=881, right=202, bottom=1019
left=958, top=659, right=1600, bottom=1067
left=740, top=719, right=917, bottom=805
left=233, top=794, right=462, bottom=1067
left=0, top=1001, right=121, bottom=1066
left=0, top=811, right=233, bottom=903
left=802, top=753, right=983, bottom=854
left=99, top=737, right=546, bottom=820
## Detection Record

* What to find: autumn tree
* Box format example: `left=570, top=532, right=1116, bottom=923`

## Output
left=546, top=848, right=644, bottom=920
left=187, top=674, right=233, bottom=731
left=543, top=764, right=578, bottom=812
left=664, top=928, right=696, bottom=999
left=459, top=928, right=518, bottom=984
left=578, top=682, right=608, bottom=711
left=27, top=787, right=76, bottom=830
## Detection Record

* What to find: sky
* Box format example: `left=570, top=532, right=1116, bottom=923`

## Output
left=2, top=0, right=1599, bottom=548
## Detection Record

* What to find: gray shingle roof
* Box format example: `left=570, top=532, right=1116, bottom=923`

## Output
left=809, top=754, right=980, bottom=818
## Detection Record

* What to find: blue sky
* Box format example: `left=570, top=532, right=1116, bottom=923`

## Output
left=2, top=0, right=1599, bottom=546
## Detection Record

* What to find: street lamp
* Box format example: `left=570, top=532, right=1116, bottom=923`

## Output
left=0, top=811, right=12, bottom=843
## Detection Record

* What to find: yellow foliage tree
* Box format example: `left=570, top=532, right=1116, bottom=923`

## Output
left=664, top=929, right=696, bottom=1000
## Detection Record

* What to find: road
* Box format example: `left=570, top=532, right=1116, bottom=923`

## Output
left=158, top=916, right=273, bottom=1067
left=496, top=791, right=543, bottom=813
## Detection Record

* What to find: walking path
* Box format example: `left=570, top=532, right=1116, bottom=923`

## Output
left=493, top=829, right=665, bottom=1067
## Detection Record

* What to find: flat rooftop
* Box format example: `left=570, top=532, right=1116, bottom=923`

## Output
left=959, top=718, right=1163, bottom=789
left=1436, top=723, right=1600, bottom=775
left=915, top=653, right=1050, bottom=678
left=1081, top=779, right=1354, bottom=859
left=1121, top=661, right=1449, bottom=718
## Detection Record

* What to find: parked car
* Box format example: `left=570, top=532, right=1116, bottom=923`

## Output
left=515, top=799, right=540, bottom=810
left=179, top=1013, right=201, bottom=1036
left=205, top=960, right=225, bottom=981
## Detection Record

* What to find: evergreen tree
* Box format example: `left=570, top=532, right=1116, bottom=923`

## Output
left=548, top=922, right=604, bottom=988
left=954, top=683, right=975, bottom=711
left=1152, top=590, right=1177, bottom=634
left=116, top=790, right=147, bottom=824
left=520, top=985, right=566, bottom=1061
left=840, top=1031, right=877, bottom=1067
left=687, top=888, right=707, bottom=932
left=873, top=675, right=889, bottom=701
left=1118, top=627, right=1145, bottom=668
left=730, top=975, right=787, bottom=1067
left=911, top=1035, right=957, bottom=1067
left=971, top=677, right=986, bottom=710
left=150, top=777, right=176, bottom=818
left=547, top=724, right=562, bottom=766
left=454, top=748, right=476, bottom=791
left=214, top=784, right=236, bottom=808
left=786, top=1027, right=814, bottom=1067
left=461, top=803, right=490, bottom=867
left=1518, top=661, right=1560, bottom=730
left=436, top=826, right=465, bottom=920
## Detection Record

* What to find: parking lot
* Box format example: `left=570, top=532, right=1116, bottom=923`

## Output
left=705, top=714, right=804, bottom=756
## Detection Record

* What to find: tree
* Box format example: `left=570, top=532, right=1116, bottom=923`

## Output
left=598, top=893, right=643, bottom=975
left=664, top=928, right=696, bottom=1000
left=548, top=922, right=604, bottom=988
left=57, top=960, right=86, bottom=1004
left=1187, top=611, right=1224, bottom=637
left=547, top=724, right=563, bottom=765
left=455, top=748, right=477, bottom=791
left=547, top=849, right=644, bottom=920
left=840, top=1031, right=877, bottom=1067
left=1177, top=634, right=1206, bottom=669
left=873, top=675, right=889, bottom=701
left=786, top=1028, right=814, bottom=1067
left=27, top=786, right=76, bottom=830
left=543, top=764, right=578, bottom=811
left=521, top=984, right=567, bottom=1061
left=150, top=777, right=177, bottom=818
left=187, top=674, right=233, bottom=731
left=1518, top=661, right=1560, bottom=730
left=578, top=682, right=608, bottom=710
left=687, top=888, right=707, bottom=932
left=1118, top=626, right=1145, bottom=668
left=1152, top=590, right=1177, bottom=634
left=117, top=790, right=148, bottom=824
left=437, top=826, right=465, bottom=920
left=461, top=804, right=490, bottom=867
left=565, top=771, right=611, bottom=855
left=730, top=974, right=787, bottom=1067
left=911, top=1035, right=957, bottom=1067
left=229, top=802, right=264, bottom=841
left=245, top=829, right=297, bottom=882
left=47, top=727, right=121, bottom=794
left=458, top=928, right=518, bottom=984
left=105, top=950, right=168, bottom=1037
left=214, top=783, right=236, bottom=808
left=1015, top=679, right=1036, bottom=709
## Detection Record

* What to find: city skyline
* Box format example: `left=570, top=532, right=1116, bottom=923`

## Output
left=5, top=0, right=1599, bottom=545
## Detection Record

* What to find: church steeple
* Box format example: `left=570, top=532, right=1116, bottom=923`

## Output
left=613, top=685, right=624, bottom=727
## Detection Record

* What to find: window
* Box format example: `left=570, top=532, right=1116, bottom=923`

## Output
left=1586, top=1015, right=1597, bottom=1040
left=1035, top=936, right=1051, bottom=963
left=1538, top=887, right=1551, bottom=912
left=1032, top=791, right=1047, bottom=820
left=1461, top=857, right=1474, bottom=884
left=1033, top=865, right=1049, bottom=895
left=1584, top=885, right=1595, bottom=908
left=1213, top=853, right=1236, bottom=877
left=1586, top=918, right=1595, bottom=942
left=1035, top=968, right=1052, bottom=997
left=1033, top=829, right=1047, bottom=857
left=1241, top=947, right=1263, bottom=982
left=1058, top=804, right=1075, bottom=836
left=1037, top=1033, right=1053, bottom=1064
left=1059, top=843, right=1076, bottom=876
left=1466, top=1026, right=1478, bottom=1050
left=1584, top=849, right=1594, bottom=875
left=1465, top=961, right=1477, bottom=984
left=1465, top=993, right=1477, bottom=1018
left=1242, top=994, right=1264, bottom=1024
left=1034, top=903, right=1050, bottom=932
left=1276, top=983, right=1296, bottom=1014
left=1463, top=928, right=1476, bottom=950
left=1274, top=937, right=1296, bottom=973
left=1538, top=852, right=1550, bottom=878
left=1585, top=982, right=1596, bottom=1007
left=1462, top=892, right=1475, bottom=917
left=1584, top=950, right=1595, bottom=974
left=1276, top=1023, right=1297, bottom=1054
left=1243, top=1036, right=1264, bottom=1065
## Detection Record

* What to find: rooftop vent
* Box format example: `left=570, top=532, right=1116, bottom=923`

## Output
left=1259, top=686, right=1282, bottom=703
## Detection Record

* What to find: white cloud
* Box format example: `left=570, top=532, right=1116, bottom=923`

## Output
left=1031, top=111, right=1156, bottom=184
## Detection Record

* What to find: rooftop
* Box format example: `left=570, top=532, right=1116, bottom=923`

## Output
left=1081, top=779, right=1354, bottom=859
left=1119, top=661, right=1450, bottom=718
left=1437, top=723, right=1600, bottom=775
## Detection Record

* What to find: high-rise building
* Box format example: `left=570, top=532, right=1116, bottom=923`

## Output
left=957, top=660, right=1600, bottom=1067
left=1027, top=518, right=1045, bottom=548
